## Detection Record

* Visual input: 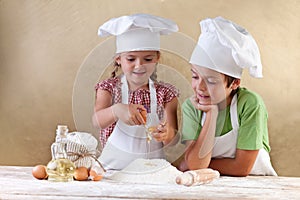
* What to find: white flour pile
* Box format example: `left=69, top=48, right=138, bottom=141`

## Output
left=108, top=158, right=183, bottom=184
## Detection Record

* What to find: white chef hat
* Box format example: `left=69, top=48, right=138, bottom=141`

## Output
left=190, top=16, right=263, bottom=78
left=98, top=13, right=178, bottom=53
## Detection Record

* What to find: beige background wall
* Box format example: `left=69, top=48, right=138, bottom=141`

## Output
left=0, top=0, right=299, bottom=177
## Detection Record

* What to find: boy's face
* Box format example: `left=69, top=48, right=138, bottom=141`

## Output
left=191, top=64, right=236, bottom=106
left=116, top=51, right=159, bottom=87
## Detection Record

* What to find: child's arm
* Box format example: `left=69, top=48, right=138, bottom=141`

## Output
left=92, top=89, right=147, bottom=129
left=184, top=107, right=218, bottom=170
left=92, top=89, right=116, bottom=129
left=209, top=149, right=259, bottom=177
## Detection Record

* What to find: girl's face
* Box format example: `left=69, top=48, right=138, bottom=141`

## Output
left=191, top=64, right=239, bottom=107
left=116, top=51, right=159, bottom=89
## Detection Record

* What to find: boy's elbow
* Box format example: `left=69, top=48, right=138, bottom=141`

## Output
left=230, top=167, right=252, bottom=177
left=238, top=168, right=252, bottom=177
left=234, top=172, right=249, bottom=177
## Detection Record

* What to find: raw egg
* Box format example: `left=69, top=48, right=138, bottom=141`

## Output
left=89, top=169, right=103, bottom=181
left=74, top=167, right=89, bottom=181
left=32, top=165, right=48, bottom=180
left=89, top=165, right=104, bottom=181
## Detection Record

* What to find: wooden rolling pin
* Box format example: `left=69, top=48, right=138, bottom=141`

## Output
left=176, top=168, right=220, bottom=186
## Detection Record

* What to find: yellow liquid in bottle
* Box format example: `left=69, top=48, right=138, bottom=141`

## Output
left=46, top=158, right=76, bottom=182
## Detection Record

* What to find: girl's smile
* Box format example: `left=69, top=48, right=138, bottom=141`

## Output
left=117, top=51, right=160, bottom=90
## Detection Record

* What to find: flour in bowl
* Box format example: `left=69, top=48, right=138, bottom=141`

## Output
left=108, top=158, right=183, bottom=184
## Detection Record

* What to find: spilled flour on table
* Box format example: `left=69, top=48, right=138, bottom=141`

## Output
left=107, top=158, right=183, bottom=184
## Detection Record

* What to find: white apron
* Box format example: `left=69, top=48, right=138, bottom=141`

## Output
left=201, top=94, right=277, bottom=176
left=99, top=75, right=165, bottom=170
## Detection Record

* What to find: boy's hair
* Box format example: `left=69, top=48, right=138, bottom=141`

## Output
left=225, top=75, right=236, bottom=87
left=224, top=75, right=239, bottom=96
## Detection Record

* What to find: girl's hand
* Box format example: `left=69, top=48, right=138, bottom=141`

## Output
left=112, top=103, right=147, bottom=126
left=151, top=121, right=172, bottom=143
left=151, top=124, right=166, bottom=142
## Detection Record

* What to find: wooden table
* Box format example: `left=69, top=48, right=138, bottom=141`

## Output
left=1, top=166, right=300, bottom=199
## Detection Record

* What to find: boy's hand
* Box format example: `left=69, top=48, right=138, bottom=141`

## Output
left=190, top=95, right=218, bottom=114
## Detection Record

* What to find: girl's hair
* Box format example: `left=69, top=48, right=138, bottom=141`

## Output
left=110, top=51, right=160, bottom=82
left=111, top=61, right=120, bottom=78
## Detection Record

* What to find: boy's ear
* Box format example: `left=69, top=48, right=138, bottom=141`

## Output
left=231, top=79, right=241, bottom=90
left=157, top=51, right=161, bottom=60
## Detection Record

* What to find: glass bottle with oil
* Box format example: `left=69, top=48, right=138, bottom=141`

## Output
left=46, top=125, right=76, bottom=182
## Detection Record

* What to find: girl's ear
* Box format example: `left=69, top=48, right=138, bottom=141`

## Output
left=231, top=79, right=241, bottom=90
left=115, top=55, right=121, bottom=65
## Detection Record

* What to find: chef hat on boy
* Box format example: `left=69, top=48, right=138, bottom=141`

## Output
left=190, top=16, right=263, bottom=78
left=98, top=13, right=178, bottom=53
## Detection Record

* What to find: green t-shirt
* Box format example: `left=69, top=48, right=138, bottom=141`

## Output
left=181, top=87, right=271, bottom=152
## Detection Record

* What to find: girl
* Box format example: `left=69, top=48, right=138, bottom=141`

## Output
left=180, top=16, right=277, bottom=176
left=93, top=14, right=179, bottom=170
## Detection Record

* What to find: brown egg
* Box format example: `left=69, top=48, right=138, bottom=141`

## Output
left=32, top=165, right=48, bottom=180
left=74, top=167, right=89, bottom=181
left=89, top=169, right=103, bottom=181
